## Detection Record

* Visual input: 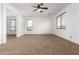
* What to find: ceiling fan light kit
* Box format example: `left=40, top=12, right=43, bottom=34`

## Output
left=37, top=9, right=42, bottom=12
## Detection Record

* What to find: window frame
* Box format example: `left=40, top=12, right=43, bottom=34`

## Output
left=27, top=19, right=32, bottom=31
left=10, top=19, right=16, bottom=31
left=56, top=12, right=66, bottom=29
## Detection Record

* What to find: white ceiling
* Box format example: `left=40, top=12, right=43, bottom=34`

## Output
left=6, top=8, right=16, bottom=16
left=10, top=3, right=70, bottom=17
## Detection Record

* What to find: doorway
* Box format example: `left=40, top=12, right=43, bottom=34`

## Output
left=6, top=8, right=17, bottom=42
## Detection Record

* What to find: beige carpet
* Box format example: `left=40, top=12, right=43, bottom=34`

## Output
left=0, top=34, right=79, bottom=55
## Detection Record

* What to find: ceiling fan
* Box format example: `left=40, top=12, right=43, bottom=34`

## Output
left=33, top=3, right=48, bottom=13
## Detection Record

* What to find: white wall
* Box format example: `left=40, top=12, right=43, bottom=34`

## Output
left=0, top=3, right=19, bottom=44
left=51, top=3, right=79, bottom=44
left=6, top=4, right=25, bottom=38
left=0, top=3, right=7, bottom=44
left=0, top=4, right=3, bottom=44
left=25, top=16, right=52, bottom=34
left=2, top=4, right=7, bottom=44
left=16, top=14, right=25, bottom=37
left=0, top=3, right=25, bottom=44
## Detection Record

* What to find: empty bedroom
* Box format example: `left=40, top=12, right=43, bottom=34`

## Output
left=0, top=3, right=79, bottom=55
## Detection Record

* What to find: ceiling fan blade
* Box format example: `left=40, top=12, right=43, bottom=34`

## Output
left=40, top=3, right=43, bottom=6
left=33, top=9, right=38, bottom=11
left=32, top=6, right=37, bottom=8
left=41, top=7, right=48, bottom=9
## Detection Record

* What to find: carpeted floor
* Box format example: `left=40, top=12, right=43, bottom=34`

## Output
left=0, top=34, right=79, bottom=55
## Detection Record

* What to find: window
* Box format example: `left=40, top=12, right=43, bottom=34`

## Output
left=27, top=19, right=32, bottom=31
left=10, top=19, right=16, bottom=31
left=56, top=12, right=66, bottom=29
